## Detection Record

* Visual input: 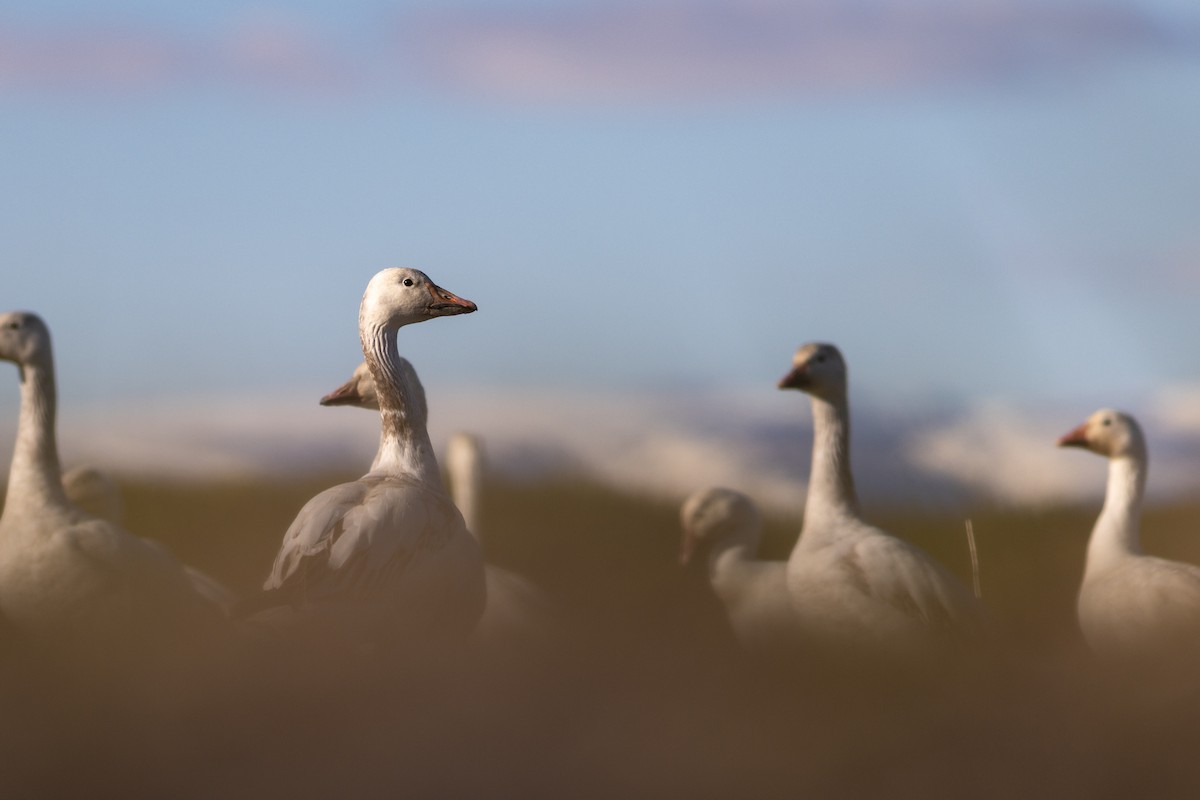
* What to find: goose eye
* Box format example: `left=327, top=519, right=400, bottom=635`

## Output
left=815, top=355, right=826, bottom=364
left=1102, top=418, right=1112, bottom=426
left=402, top=278, right=415, bottom=287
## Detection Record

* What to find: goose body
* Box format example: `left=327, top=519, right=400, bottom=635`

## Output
left=0, top=311, right=224, bottom=647
left=1058, top=409, right=1200, bottom=659
left=679, top=487, right=797, bottom=653
left=779, top=343, right=983, bottom=655
left=59, top=464, right=237, bottom=614
left=263, top=269, right=485, bottom=646
left=319, top=359, right=559, bottom=647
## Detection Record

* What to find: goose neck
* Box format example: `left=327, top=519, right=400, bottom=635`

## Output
left=3, top=356, right=68, bottom=518
left=361, top=323, right=444, bottom=489
left=1086, top=453, right=1146, bottom=569
left=803, top=393, right=860, bottom=529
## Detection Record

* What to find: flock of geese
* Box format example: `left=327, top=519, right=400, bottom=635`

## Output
left=1, top=266, right=1198, bottom=671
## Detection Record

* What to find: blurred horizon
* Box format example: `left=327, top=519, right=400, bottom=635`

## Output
left=3, top=0, right=1200, bottom=508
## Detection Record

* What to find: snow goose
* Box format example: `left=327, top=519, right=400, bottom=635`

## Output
left=260, top=268, right=485, bottom=647
left=778, top=342, right=984, bottom=656
left=1058, top=409, right=1200, bottom=661
left=59, top=464, right=237, bottom=614
left=62, top=464, right=124, bottom=525
left=679, top=487, right=798, bottom=654
left=0, top=311, right=225, bottom=648
left=317, top=361, right=560, bottom=649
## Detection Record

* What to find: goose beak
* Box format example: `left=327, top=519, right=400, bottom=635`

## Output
left=320, top=379, right=363, bottom=407
left=427, top=283, right=478, bottom=317
left=1057, top=423, right=1090, bottom=449
left=777, top=363, right=809, bottom=390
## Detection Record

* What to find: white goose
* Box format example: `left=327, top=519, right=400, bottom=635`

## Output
left=61, top=464, right=124, bottom=525
left=59, top=464, right=237, bottom=614
left=1058, top=409, right=1200, bottom=660
left=778, top=342, right=983, bottom=655
left=0, top=311, right=225, bottom=647
left=679, top=487, right=798, bottom=654
left=318, top=361, right=560, bottom=648
left=261, top=268, right=485, bottom=647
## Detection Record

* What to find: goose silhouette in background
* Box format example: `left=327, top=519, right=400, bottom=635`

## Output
left=0, top=311, right=227, bottom=649
left=318, top=360, right=561, bottom=649
left=778, top=342, right=984, bottom=657
left=59, top=464, right=237, bottom=615
left=1058, top=409, right=1200, bottom=662
left=679, top=486, right=799, bottom=655
left=258, top=269, right=485, bottom=647
left=62, top=464, right=125, bottom=526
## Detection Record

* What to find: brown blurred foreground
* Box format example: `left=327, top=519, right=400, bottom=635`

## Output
left=1, top=474, right=1200, bottom=798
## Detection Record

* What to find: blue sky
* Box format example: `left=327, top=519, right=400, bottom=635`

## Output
left=3, top=0, right=1200, bottom=506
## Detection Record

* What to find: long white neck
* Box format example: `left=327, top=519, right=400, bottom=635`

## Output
left=801, top=392, right=860, bottom=536
left=1085, top=453, right=1145, bottom=572
left=3, top=355, right=69, bottom=520
left=361, top=322, right=444, bottom=490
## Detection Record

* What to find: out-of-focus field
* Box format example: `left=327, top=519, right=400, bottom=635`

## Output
left=3, top=473, right=1200, bottom=798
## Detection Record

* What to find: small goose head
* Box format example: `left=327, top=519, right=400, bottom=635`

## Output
left=1057, top=408, right=1145, bottom=460
left=0, top=311, right=52, bottom=370
left=360, top=268, right=477, bottom=330
left=318, top=359, right=429, bottom=422
left=679, top=487, right=763, bottom=566
left=777, top=342, right=846, bottom=399
left=320, top=362, right=377, bottom=408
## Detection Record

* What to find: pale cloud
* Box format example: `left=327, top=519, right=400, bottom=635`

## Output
left=0, top=0, right=1189, bottom=101
left=0, top=24, right=186, bottom=93
left=0, top=385, right=808, bottom=511
left=7, top=384, right=1199, bottom=512
left=907, top=397, right=1200, bottom=505
left=1150, top=384, right=1200, bottom=436
left=906, top=402, right=1096, bottom=506
left=0, top=14, right=351, bottom=95
left=399, top=0, right=1185, bottom=104
left=216, top=11, right=354, bottom=92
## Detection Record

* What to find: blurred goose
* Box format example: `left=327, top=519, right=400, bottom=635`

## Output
left=260, top=269, right=485, bottom=647
left=318, top=360, right=559, bottom=648
left=778, top=342, right=983, bottom=655
left=0, top=311, right=226, bottom=647
left=62, top=464, right=124, bottom=525
left=679, top=487, right=798, bottom=654
left=60, top=464, right=237, bottom=614
left=1058, top=409, right=1200, bottom=659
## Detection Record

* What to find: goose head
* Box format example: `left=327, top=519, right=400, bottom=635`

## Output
left=777, top=342, right=846, bottom=400
left=1057, top=408, right=1146, bottom=460
left=0, top=311, right=52, bottom=372
left=679, top=487, right=763, bottom=566
left=319, top=359, right=429, bottom=422
left=360, top=268, right=477, bottom=330
left=320, top=362, right=377, bottom=408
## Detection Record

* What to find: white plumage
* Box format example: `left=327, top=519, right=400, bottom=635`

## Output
left=778, top=342, right=984, bottom=656
left=0, top=311, right=226, bottom=648
left=261, top=269, right=485, bottom=646
left=1058, top=408, right=1200, bottom=661
left=679, top=486, right=798, bottom=654
left=318, top=358, right=559, bottom=648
